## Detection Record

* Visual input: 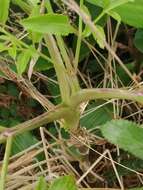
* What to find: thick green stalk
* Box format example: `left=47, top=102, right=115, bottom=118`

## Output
left=10, top=0, right=71, bottom=103
left=44, top=35, right=71, bottom=103
left=70, top=88, right=143, bottom=108
left=43, top=1, right=71, bottom=102
left=1, top=88, right=143, bottom=144
left=0, top=105, right=70, bottom=144
left=0, top=136, right=13, bottom=190
left=11, top=0, right=79, bottom=102
left=46, top=0, right=80, bottom=95
left=54, top=36, right=80, bottom=94
left=46, top=0, right=73, bottom=72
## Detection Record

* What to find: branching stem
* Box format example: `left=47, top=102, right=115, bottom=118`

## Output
left=1, top=88, right=143, bottom=144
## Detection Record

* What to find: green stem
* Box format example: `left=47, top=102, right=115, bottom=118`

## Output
left=56, top=36, right=80, bottom=94
left=56, top=36, right=73, bottom=73
left=0, top=136, right=13, bottom=190
left=46, top=1, right=70, bottom=69
left=44, top=35, right=71, bottom=103
left=46, top=0, right=80, bottom=95
left=94, top=11, right=105, bottom=24
left=7, top=1, right=72, bottom=103
left=45, top=0, right=53, bottom=13
left=70, top=88, right=143, bottom=108
left=1, top=88, right=143, bottom=144
left=0, top=105, right=69, bottom=144
left=44, top=1, right=72, bottom=103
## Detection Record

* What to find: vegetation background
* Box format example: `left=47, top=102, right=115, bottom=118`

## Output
left=1, top=0, right=143, bottom=190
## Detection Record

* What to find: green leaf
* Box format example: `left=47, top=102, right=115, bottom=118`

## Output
left=104, top=158, right=143, bottom=182
left=46, top=75, right=61, bottom=104
left=80, top=101, right=113, bottom=130
left=103, top=0, right=111, bottom=8
left=107, top=10, right=121, bottom=23
left=82, top=5, right=92, bottom=37
left=0, top=0, right=10, bottom=24
left=101, top=120, right=143, bottom=159
left=82, top=3, right=106, bottom=38
left=114, top=0, right=143, bottom=28
left=16, top=50, right=31, bottom=75
left=21, top=14, right=74, bottom=36
left=35, top=176, right=48, bottom=190
left=48, top=175, right=78, bottom=190
left=34, top=46, right=53, bottom=71
left=92, top=25, right=106, bottom=48
left=29, top=4, right=43, bottom=43
left=104, top=0, right=134, bottom=12
left=85, top=0, right=106, bottom=7
left=12, top=132, right=39, bottom=155
left=86, top=0, right=143, bottom=28
left=85, top=0, right=133, bottom=9
left=34, top=58, right=53, bottom=71
left=7, top=83, right=19, bottom=97
left=8, top=45, right=17, bottom=59
left=134, top=29, right=143, bottom=53
left=0, top=43, right=8, bottom=52
left=116, top=62, right=134, bottom=85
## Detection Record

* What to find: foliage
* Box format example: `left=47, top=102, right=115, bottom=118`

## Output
left=34, top=175, right=77, bottom=190
left=134, top=29, right=143, bottom=53
left=35, top=176, right=48, bottom=190
left=0, top=0, right=143, bottom=189
left=0, top=0, right=10, bottom=24
left=21, top=14, right=74, bottom=36
left=48, top=175, right=78, bottom=190
left=101, top=120, right=143, bottom=159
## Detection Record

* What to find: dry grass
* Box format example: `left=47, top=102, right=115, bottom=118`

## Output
left=1, top=121, right=143, bottom=190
